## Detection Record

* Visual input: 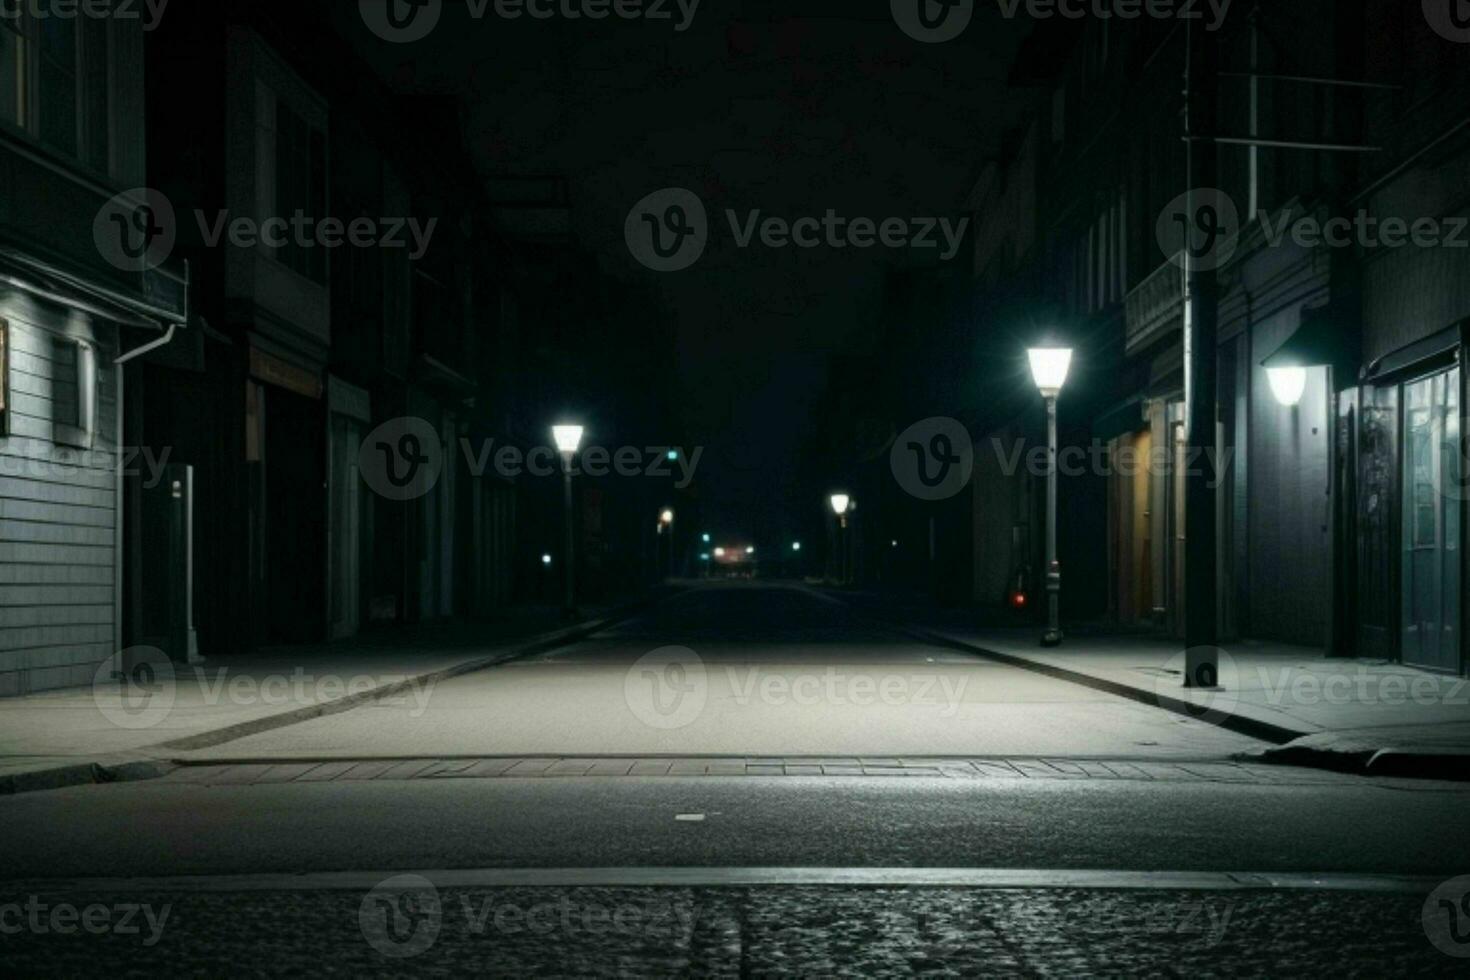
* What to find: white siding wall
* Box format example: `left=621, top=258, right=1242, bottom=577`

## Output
left=0, top=296, right=117, bottom=695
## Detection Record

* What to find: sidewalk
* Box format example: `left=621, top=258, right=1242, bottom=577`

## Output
left=0, top=594, right=664, bottom=795
left=825, top=587, right=1470, bottom=780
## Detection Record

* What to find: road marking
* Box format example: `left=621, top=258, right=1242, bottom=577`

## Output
left=0, top=867, right=1440, bottom=894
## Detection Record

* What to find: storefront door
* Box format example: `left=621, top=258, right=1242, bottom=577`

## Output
left=1401, top=367, right=1461, bottom=672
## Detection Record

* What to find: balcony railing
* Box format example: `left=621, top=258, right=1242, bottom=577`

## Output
left=1124, top=256, right=1183, bottom=356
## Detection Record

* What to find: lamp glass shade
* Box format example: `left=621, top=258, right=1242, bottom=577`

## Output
left=660, top=509, right=675, bottom=524
left=1027, top=348, right=1073, bottom=395
left=1267, top=367, right=1307, bottom=406
left=829, top=493, right=850, bottom=516
left=551, top=424, right=584, bottom=454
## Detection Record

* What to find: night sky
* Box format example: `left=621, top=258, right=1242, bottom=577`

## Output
left=336, top=1, right=1033, bottom=536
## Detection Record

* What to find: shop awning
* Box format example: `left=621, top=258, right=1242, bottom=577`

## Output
left=0, top=245, right=188, bottom=328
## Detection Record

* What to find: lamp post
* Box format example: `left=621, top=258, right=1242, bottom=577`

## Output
left=829, top=493, right=850, bottom=585
left=658, top=508, right=674, bottom=578
left=552, top=424, right=584, bottom=616
left=1028, top=347, right=1072, bottom=647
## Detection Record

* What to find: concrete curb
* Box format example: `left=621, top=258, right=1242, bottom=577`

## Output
left=806, top=586, right=1304, bottom=745
left=0, top=590, right=678, bottom=796
left=813, top=586, right=1470, bottom=782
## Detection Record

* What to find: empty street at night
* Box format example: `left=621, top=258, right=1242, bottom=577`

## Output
left=4, top=0, right=1470, bottom=975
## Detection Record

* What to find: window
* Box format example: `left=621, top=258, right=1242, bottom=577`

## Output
left=81, top=16, right=108, bottom=171
left=274, top=98, right=327, bottom=283
left=37, top=14, right=77, bottom=156
left=50, top=334, right=96, bottom=449
left=0, top=10, right=110, bottom=169
left=0, top=13, right=27, bottom=127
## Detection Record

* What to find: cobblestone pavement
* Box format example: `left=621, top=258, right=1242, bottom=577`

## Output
left=0, top=884, right=1460, bottom=976
left=159, top=754, right=1360, bottom=785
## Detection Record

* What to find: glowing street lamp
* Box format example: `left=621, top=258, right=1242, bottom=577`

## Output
left=1267, top=366, right=1307, bottom=407
left=1028, top=347, right=1073, bottom=647
left=830, top=493, right=852, bottom=585
left=791, top=541, right=801, bottom=552
left=829, top=493, right=850, bottom=525
left=552, top=423, right=584, bottom=616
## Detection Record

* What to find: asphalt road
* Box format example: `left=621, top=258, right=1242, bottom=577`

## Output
left=175, top=582, right=1263, bottom=761
left=6, top=582, right=1470, bottom=974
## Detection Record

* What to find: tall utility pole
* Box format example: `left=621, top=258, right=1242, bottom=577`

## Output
left=1183, top=17, right=1220, bottom=687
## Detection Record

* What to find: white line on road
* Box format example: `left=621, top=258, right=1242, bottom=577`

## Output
left=0, top=868, right=1441, bottom=894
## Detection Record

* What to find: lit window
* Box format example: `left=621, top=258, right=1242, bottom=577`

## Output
left=50, top=334, right=96, bottom=449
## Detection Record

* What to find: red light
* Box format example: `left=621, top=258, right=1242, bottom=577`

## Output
left=1010, top=592, right=1027, bottom=609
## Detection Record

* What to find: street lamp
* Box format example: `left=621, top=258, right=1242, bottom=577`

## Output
left=1028, top=347, right=1072, bottom=647
left=552, top=423, right=584, bottom=616
left=1267, top=366, right=1307, bottom=407
left=829, top=493, right=851, bottom=585
left=791, top=541, right=801, bottom=551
